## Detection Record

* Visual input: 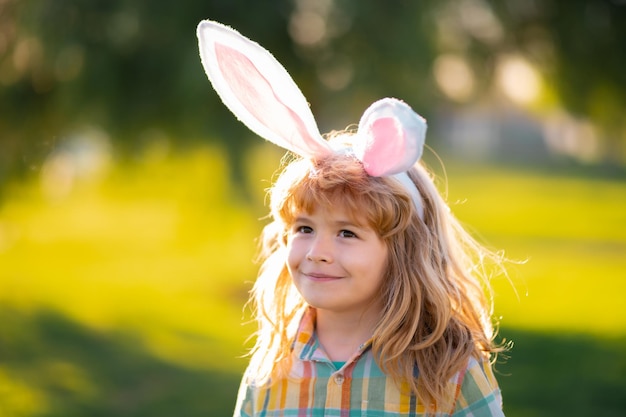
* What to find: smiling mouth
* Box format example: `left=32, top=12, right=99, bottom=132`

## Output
left=304, top=272, right=342, bottom=281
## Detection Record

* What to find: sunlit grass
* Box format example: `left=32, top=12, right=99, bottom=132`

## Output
left=441, top=162, right=626, bottom=337
left=0, top=145, right=262, bottom=374
left=0, top=145, right=625, bottom=416
left=0, top=367, right=48, bottom=416
left=2, top=147, right=625, bottom=342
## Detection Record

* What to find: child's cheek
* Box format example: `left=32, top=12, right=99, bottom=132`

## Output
left=285, top=237, right=297, bottom=264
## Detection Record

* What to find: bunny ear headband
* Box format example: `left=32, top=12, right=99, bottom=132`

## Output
left=196, top=20, right=427, bottom=219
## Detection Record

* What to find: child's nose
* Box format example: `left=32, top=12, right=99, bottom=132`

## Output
left=306, top=235, right=333, bottom=263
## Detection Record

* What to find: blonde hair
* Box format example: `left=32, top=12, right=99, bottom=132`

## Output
left=246, top=141, right=505, bottom=409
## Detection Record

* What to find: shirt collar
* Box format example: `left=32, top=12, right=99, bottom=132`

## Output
left=292, top=307, right=373, bottom=364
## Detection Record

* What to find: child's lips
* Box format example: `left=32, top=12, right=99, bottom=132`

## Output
left=304, top=271, right=342, bottom=280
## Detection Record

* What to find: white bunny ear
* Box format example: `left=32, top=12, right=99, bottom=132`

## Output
left=197, top=20, right=332, bottom=158
left=354, top=98, right=427, bottom=176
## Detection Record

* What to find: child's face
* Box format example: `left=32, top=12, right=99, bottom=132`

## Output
left=286, top=203, right=389, bottom=318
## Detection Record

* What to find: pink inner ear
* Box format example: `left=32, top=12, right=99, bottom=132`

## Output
left=215, top=43, right=312, bottom=149
left=362, top=117, right=407, bottom=176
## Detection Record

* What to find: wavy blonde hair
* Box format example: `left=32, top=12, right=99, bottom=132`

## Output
left=246, top=140, right=505, bottom=409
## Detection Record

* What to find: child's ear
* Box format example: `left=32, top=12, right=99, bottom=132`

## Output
left=197, top=20, right=332, bottom=159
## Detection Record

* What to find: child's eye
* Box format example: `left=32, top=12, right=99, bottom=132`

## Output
left=295, top=225, right=313, bottom=234
left=339, top=229, right=357, bottom=238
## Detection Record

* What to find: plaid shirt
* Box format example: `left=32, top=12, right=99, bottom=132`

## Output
left=234, top=308, right=504, bottom=416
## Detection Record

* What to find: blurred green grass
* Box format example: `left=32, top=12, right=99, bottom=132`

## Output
left=441, top=162, right=626, bottom=337
left=0, top=145, right=625, bottom=416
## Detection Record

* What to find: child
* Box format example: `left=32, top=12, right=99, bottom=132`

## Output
left=197, top=20, right=507, bottom=416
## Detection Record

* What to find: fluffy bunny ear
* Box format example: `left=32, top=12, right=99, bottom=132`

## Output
left=197, top=20, right=332, bottom=158
left=354, top=98, right=427, bottom=176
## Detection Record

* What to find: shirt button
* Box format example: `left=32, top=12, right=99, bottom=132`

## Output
left=334, top=374, right=345, bottom=385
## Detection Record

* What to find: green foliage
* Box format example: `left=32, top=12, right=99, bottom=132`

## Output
left=0, top=0, right=293, bottom=184
left=488, top=0, right=626, bottom=125
left=3, top=0, right=625, bottom=185
left=0, top=147, right=625, bottom=416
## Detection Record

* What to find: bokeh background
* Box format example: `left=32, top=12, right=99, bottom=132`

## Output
left=1, top=0, right=625, bottom=416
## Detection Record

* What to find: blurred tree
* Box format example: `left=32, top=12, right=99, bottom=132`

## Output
left=0, top=0, right=625, bottom=189
left=486, top=0, right=626, bottom=163
left=285, top=0, right=439, bottom=131
left=0, top=0, right=295, bottom=187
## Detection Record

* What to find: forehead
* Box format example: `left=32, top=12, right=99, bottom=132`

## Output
left=292, top=198, right=375, bottom=232
left=275, top=157, right=385, bottom=229
left=303, top=201, right=364, bottom=222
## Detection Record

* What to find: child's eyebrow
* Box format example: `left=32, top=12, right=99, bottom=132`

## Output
left=292, top=216, right=365, bottom=229
left=333, top=220, right=361, bottom=228
left=292, top=216, right=312, bottom=223
left=332, top=219, right=373, bottom=232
